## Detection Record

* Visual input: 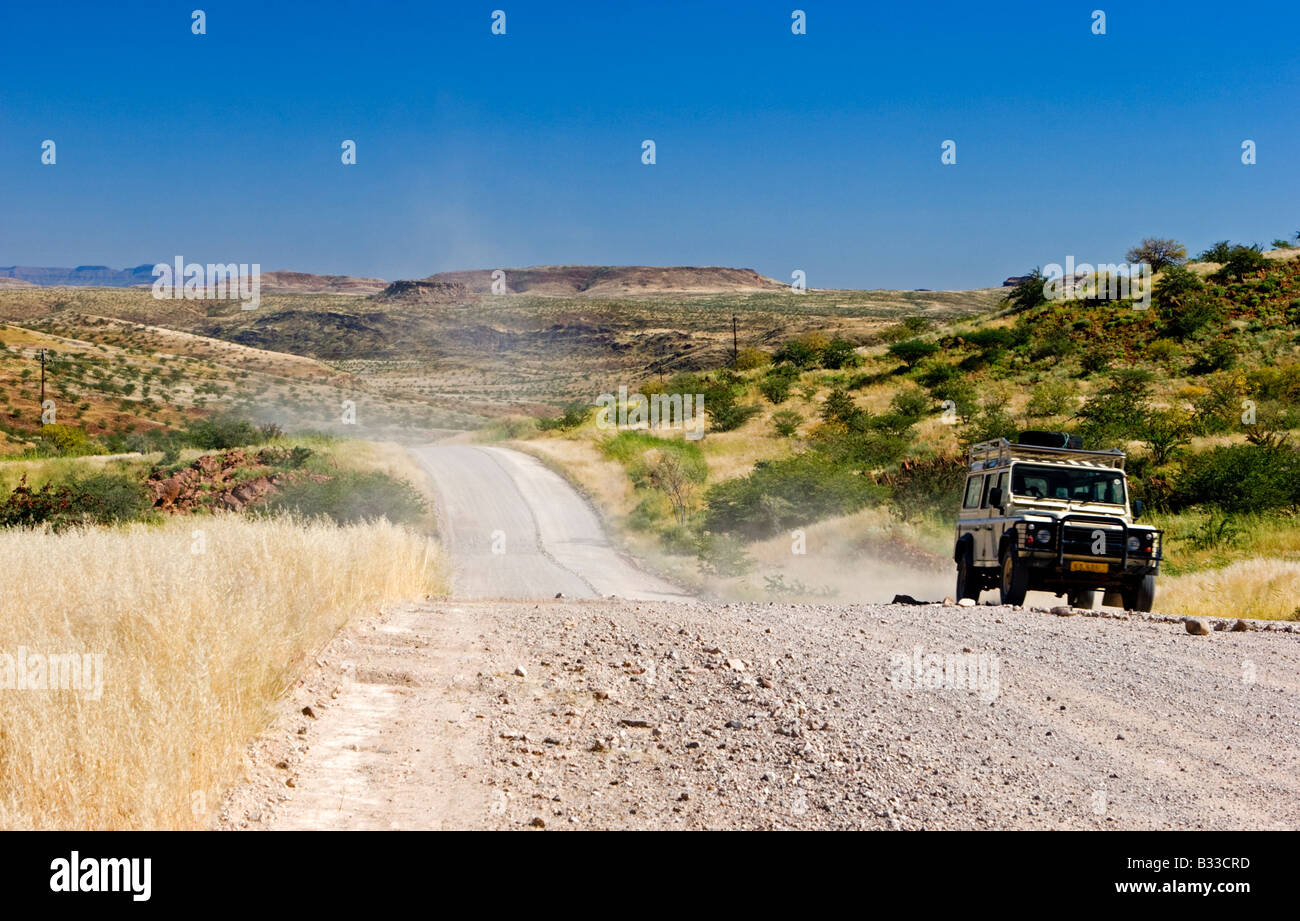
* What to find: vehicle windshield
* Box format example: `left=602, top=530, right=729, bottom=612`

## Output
left=1010, top=464, right=1126, bottom=505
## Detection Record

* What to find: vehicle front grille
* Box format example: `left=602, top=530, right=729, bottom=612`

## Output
left=1061, top=525, right=1125, bottom=558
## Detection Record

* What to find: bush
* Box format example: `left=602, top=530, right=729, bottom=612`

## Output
left=1074, top=370, right=1152, bottom=446
left=1004, top=270, right=1049, bottom=313
left=758, top=371, right=794, bottom=405
left=1197, top=241, right=1234, bottom=263
left=537, top=403, right=588, bottom=431
left=33, top=424, right=100, bottom=457
left=264, top=471, right=426, bottom=525
left=1172, top=444, right=1300, bottom=513
left=0, top=472, right=151, bottom=530
left=1189, top=338, right=1237, bottom=374
left=1162, top=291, right=1222, bottom=340
left=1213, top=245, right=1269, bottom=282
left=820, top=337, right=862, bottom=370
left=773, top=339, right=821, bottom=369
left=184, top=415, right=263, bottom=450
left=771, top=410, right=802, bottom=437
left=1153, top=264, right=1204, bottom=313
left=734, top=348, right=771, bottom=371
left=886, top=338, right=939, bottom=369
left=703, top=452, right=883, bottom=539
left=1025, top=379, right=1075, bottom=418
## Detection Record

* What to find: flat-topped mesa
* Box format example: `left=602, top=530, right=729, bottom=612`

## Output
left=422, top=265, right=785, bottom=296
left=369, top=279, right=474, bottom=306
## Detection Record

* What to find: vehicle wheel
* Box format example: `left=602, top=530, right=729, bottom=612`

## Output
left=1067, top=589, right=1096, bottom=610
left=999, top=545, right=1029, bottom=607
left=1122, top=574, right=1156, bottom=612
left=956, top=550, right=980, bottom=602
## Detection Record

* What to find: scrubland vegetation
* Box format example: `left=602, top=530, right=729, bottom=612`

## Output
left=525, top=243, right=1300, bottom=619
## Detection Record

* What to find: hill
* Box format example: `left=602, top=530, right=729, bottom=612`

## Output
left=423, top=265, right=787, bottom=296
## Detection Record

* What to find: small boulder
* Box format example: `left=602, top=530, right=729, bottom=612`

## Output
left=1184, top=618, right=1211, bottom=636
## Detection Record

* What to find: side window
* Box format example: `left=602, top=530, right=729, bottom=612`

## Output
left=981, top=472, right=1003, bottom=508
left=963, top=475, right=984, bottom=509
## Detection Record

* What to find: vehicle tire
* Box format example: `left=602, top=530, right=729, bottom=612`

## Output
left=1067, top=589, right=1096, bottom=610
left=999, top=545, right=1029, bottom=607
left=956, top=549, right=980, bottom=602
left=1122, top=574, right=1156, bottom=612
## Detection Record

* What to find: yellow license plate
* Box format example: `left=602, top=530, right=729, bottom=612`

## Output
left=1070, top=561, right=1110, bottom=573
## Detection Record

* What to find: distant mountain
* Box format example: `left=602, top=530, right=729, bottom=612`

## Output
left=0, top=265, right=387, bottom=294
left=422, top=265, right=787, bottom=296
left=0, top=264, right=158, bottom=286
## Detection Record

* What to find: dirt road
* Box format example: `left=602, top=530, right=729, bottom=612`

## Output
left=409, top=444, right=687, bottom=601
left=217, top=446, right=1300, bottom=830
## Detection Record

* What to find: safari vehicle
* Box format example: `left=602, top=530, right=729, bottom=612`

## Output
left=953, top=431, right=1162, bottom=611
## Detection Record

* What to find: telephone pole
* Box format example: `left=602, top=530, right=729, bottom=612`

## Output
left=731, top=315, right=738, bottom=366
left=39, top=349, right=46, bottom=413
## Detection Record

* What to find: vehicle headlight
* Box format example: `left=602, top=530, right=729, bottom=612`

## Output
left=1127, top=536, right=1141, bottom=552
left=1035, top=529, right=1052, bottom=545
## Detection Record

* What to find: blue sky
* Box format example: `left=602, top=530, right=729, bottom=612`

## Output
left=1, top=1, right=1297, bottom=289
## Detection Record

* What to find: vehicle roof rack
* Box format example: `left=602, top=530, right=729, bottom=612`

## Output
left=968, top=437, right=1126, bottom=471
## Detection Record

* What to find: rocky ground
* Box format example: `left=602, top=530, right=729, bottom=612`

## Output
left=217, top=598, right=1300, bottom=831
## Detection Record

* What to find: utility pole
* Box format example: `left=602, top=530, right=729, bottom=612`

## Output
left=39, top=349, right=46, bottom=415
left=731, top=314, right=738, bottom=366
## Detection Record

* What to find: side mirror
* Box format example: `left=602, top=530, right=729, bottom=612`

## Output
left=1132, top=499, right=1144, bottom=520
left=988, top=487, right=1003, bottom=509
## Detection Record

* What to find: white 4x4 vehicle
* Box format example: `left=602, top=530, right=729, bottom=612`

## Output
left=953, top=432, right=1162, bottom=611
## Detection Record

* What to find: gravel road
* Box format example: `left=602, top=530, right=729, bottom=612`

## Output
left=216, top=444, right=1300, bottom=831
left=410, top=444, right=687, bottom=601
left=221, top=597, right=1299, bottom=830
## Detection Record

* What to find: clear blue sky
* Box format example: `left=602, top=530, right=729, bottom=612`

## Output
left=2, top=1, right=1297, bottom=289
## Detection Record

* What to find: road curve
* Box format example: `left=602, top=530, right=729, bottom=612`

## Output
left=409, top=444, right=689, bottom=602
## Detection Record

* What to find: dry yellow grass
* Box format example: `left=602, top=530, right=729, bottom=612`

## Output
left=0, top=515, right=445, bottom=829
left=1156, top=558, right=1300, bottom=621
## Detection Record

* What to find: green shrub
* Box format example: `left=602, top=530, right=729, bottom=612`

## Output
left=1213, top=245, right=1269, bottom=282
left=184, top=415, right=263, bottom=449
left=771, top=410, right=802, bottom=437
left=734, top=348, right=772, bottom=371
left=264, top=471, right=426, bottom=525
left=1025, top=379, right=1075, bottom=417
left=537, top=403, right=588, bottom=431
left=1162, top=292, right=1222, bottom=340
left=758, top=372, right=793, bottom=405
left=703, top=452, right=883, bottom=539
left=820, top=337, right=862, bottom=370
left=887, top=338, right=939, bottom=369
left=0, top=472, right=151, bottom=530
left=33, top=424, right=100, bottom=457
left=1172, top=444, right=1300, bottom=513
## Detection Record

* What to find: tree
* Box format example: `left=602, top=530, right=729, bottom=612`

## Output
left=646, top=451, right=701, bottom=525
left=1004, top=269, right=1048, bottom=313
left=886, top=338, right=939, bottom=369
left=1125, top=238, right=1186, bottom=272
left=1152, top=263, right=1204, bottom=313
left=1214, top=244, right=1269, bottom=281
left=1141, top=408, right=1192, bottom=466
left=1197, top=240, right=1233, bottom=263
